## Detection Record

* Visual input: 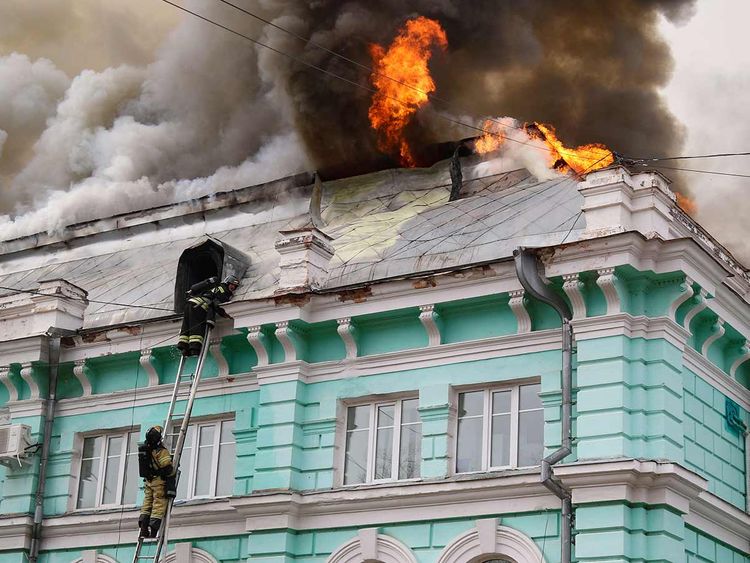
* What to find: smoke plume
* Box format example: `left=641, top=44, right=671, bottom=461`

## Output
left=0, top=0, right=696, bottom=240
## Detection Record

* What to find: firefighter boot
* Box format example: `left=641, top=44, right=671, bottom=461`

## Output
left=149, top=518, right=162, bottom=538
left=138, top=514, right=150, bottom=538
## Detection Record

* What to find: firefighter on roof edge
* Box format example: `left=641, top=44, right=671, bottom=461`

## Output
left=177, top=275, right=239, bottom=356
left=137, top=426, right=175, bottom=538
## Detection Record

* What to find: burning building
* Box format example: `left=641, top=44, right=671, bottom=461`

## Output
left=0, top=150, right=748, bottom=562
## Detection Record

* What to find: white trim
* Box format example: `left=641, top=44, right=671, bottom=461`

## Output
left=19, top=363, right=39, bottom=400
left=683, top=289, right=709, bottom=332
left=419, top=304, right=442, bottom=346
left=326, top=529, right=418, bottom=563
left=729, top=343, right=750, bottom=379
left=274, top=321, right=297, bottom=362
left=73, top=360, right=92, bottom=397
left=162, top=545, right=217, bottom=563
left=436, top=519, right=546, bottom=563
left=683, top=347, right=750, bottom=411
left=336, top=317, right=358, bottom=359
left=0, top=365, right=18, bottom=402
left=562, top=273, right=586, bottom=320
left=571, top=313, right=690, bottom=351
left=208, top=338, right=229, bottom=377
left=669, top=275, right=694, bottom=322
left=139, top=348, right=160, bottom=388
left=508, top=290, right=531, bottom=334
left=72, top=552, right=118, bottom=563
left=701, top=318, right=725, bottom=357
left=246, top=326, right=269, bottom=367
left=596, top=267, right=621, bottom=315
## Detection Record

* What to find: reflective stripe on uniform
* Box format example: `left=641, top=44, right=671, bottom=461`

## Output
left=188, top=335, right=204, bottom=343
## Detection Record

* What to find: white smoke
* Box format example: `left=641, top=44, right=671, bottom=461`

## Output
left=0, top=2, right=312, bottom=241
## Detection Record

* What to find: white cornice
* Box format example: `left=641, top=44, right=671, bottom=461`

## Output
left=683, top=347, right=750, bottom=411
left=571, top=313, right=690, bottom=351
left=0, top=514, right=32, bottom=550
left=17, top=459, right=749, bottom=554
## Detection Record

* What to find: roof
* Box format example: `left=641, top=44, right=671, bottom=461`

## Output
left=0, top=156, right=586, bottom=329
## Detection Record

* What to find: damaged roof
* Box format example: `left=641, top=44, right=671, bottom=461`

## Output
left=0, top=157, right=585, bottom=329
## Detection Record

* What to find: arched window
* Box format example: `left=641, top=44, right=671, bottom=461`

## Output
left=436, top=518, right=545, bottom=563
left=162, top=544, right=218, bottom=563
left=72, top=553, right=118, bottom=563
left=326, top=528, right=418, bottom=563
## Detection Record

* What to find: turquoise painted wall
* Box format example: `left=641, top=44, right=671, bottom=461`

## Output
left=682, top=369, right=748, bottom=509
left=685, top=526, right=750, bottom=563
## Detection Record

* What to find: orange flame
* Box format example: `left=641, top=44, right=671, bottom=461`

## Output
left=676, top=192, right=697, bottom=216
left=475, top=119, right=507, bottom=155
left=529, top=122, right=614, bottom=175
left=368, top=17, right=447, bottom=167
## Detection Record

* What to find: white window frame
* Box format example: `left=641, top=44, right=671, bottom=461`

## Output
left=341, top=396, right=422, bottom=486
left=453, top=381, right=543, bottom=474
left=73, top=427, right=139, bottom=510
left=168, top=416, right=235, bottom=501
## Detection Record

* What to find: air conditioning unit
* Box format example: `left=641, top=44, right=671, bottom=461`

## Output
left=0, top=424, right=33, bottom=468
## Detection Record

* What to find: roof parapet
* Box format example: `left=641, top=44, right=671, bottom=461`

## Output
left=275, top=227, right=334, bottom=293
left=578, top=165, right=676, bottom=241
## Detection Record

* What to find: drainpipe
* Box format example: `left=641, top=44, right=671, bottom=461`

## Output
left=28, top=328, right=72, bottom=563
left=514, top=247, right=574, bottom=563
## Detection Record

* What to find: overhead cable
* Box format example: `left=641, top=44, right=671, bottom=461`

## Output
left=0, top=285, right=174, bottom=312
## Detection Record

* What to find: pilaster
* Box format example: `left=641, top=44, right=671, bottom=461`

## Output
left=418, top=384, right=453, bottom=478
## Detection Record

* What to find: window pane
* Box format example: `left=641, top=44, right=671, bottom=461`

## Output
left=176, top=426, right=193, bottom=500
left=102, top=436, right=123, bottom=505
left=344, top=426, right=369, bottom=485
left=347, top=406, right=369, bottom=431
left=374, top=426, right=393, bottom=480
left=492, top=390, right=511, bottom=414
left=77, top=458, right=99, bottom=508
left=518, top=410, right=544, bottom=467
left=220, top=420, right=235, bottom=443
left=216, top=440, right=236, bottom=496
left=399, top=422, right=421, bottom=479
left=82, top=435, right=102, bottom=459
left=456, top=417, right=483, bottom=472
left=520, top=384, right=542, bottom=410
left=194, top=426, right=215, bottom=496
left=401, top=399, right=420, bottom=424
left=458, top=391, right=483, bottom=417
left=377, top=404, right=394, bottom=428
left=490, top=413, right=511, bottom=467
left=123, top=452, right=139, bottom=504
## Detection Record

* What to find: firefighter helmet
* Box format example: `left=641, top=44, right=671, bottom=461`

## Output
left=223, top=274, right=240, bottom=287
left=145, top=425, right=163, bottom=446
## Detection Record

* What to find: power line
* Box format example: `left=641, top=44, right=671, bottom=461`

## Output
left=161, top=0, right=612, bottom=162
left=632, top=163, right=750, bottom=179
left=624, top=151, right=750, bottom=163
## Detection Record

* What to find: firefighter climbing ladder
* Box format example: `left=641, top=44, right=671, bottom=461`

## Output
left=131, top=323, right=214, bottom=563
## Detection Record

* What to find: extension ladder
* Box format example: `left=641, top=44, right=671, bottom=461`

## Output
left=131, top=323, right=214, bottom=563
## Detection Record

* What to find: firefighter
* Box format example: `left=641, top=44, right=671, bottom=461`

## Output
left=137, top=425, right=175, bottom=538
left=177, top=274, right=239, bottom=356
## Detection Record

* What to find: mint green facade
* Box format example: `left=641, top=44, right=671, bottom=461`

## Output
left=1, top=268, right=749, bottom=562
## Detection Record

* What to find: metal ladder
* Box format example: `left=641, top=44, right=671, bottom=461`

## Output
left=131, top=324, right=214, bottom=563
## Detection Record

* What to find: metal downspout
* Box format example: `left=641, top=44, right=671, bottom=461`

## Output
left=28, top=329, right=68, bottom=563
left=514, top=248, right=574, bottom=563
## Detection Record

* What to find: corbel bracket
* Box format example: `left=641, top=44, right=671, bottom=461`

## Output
left=509, top=290, right=531, bottom=334
left=0, top=366, right=18, bottom=402
left=668, top=275, right=694, bottom=322
left=209, top=338, right=230, bottom=377
left=562, top=273, right=586, bottom=320
left=596, top=268, right=621, bottom=315
left=274, top=321, right=298, bottom=363
left=336, top=318, right=359, bottom=359
left=247, top=326, right=270, bottom=367
left=419, top=305, right=442, bottom=347
left=19, top=363, right=40, bottom=400
left=701, top=318, right=725, bottom=357
left=683, top=289, right=708, bottom=333
left=73, top=359, right=93, bottom=397
left=730, top=341, right=750, bottom=379
left=139, top=349, right=160, bottom=387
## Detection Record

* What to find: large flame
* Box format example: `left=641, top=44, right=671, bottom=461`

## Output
left=368, top=17, right=447, bottom=167
left=528, top=122, right=614, bottom=175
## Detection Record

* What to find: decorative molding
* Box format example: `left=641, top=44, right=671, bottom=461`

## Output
left=18, top=363, right=39, bottom=400
left=73, top=552, right=118, bottom=563
left=562, top=273, right=586, bottom=320
left=163, top=545, right=217, bottom=563
left=419, top=304, right=442, bottom=346
left=246, top=326, right=269, bottom=367
left=701, top=318, right=725, bottom=357
left=336, top=318, right=358, bottom=359
left=669, top=275, right=694, bottom=321
left=209, top=339, right=229, bottom=377
left=0, top=366, right=18, bottom=402
left=508, top=290, right=531, bottom=334
left=729, top=342, right=750, bottom=379
left=326, top=529, right=418, bottom=563
left=683, top=289, right=708, bottom=332
left=274, top=321, right=297, bottom=362
left=596, top=267, right=621, bottom=315
left=436, top=519, right=545, bottom=563
left=73, top=360, right=92, bottom=397
left=138, top=348, right=160, bottom=387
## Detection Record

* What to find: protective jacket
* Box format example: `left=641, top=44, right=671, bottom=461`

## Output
left=178, top=277, right=235, bottom=355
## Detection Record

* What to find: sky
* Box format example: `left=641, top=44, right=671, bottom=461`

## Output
left=0, top=0, right=748, bottom=260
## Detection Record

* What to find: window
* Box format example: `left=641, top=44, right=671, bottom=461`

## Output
left=455, top=383, right=543, bottom=473
left=343, top=398, right=422, bottom=485
left=76, top=430, right=139, bottom=508
left=168, top=419, right=235, bottom=500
